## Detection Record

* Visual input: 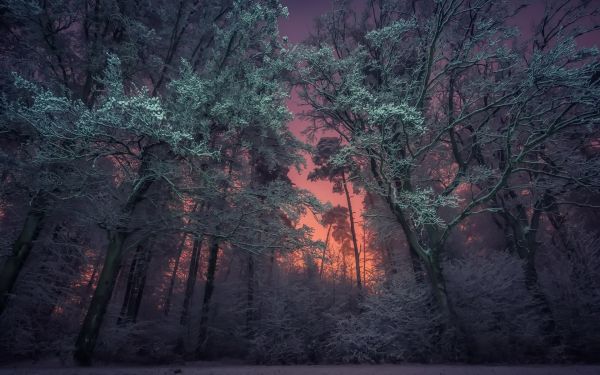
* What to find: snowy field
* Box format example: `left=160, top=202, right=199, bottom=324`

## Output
left=2, top=365, right=600, bottom=375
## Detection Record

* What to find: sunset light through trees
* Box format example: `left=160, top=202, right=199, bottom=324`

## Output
left=1, top=0, right=600, bottom=372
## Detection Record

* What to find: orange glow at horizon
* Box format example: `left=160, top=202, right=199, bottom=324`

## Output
left=286, top=93, right=378, bottom=284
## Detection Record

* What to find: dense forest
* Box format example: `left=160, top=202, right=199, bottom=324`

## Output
left=1, top=0, right=600, bottom=367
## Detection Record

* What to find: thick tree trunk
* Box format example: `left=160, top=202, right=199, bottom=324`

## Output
left=341, top=171, right=361, bottom=289
left=523, top=253, right=560, bottom=345
left=74, top=156, right=154, bottom=365
left=383, top=246, right=398, bottom=279
left=422, top=250, right=455, bottom=320
left=409, top=248, right=424, bottom=283
left=82, top=255, right=102, bottom=308
left=367, top=157, right=469, bottom=353
left=127, top=247, right=151, bottom=323
left=74, top=230, right=127, bottom=365
left=388, top=197, right=471, bottom=355
left=525, top=205, right=560, bottom=345
left=196, top=237, right=220, bottom=358
left=180, top=236, right=203, bottom=326
left=118, top=244, right=141, bottom=324
left=118, top=243, right=152, bottom=324
left=498, top=191, right=560, bottom=346
left=0, top=194, right=46, bottom=316
left=543, top=194, right=577, bottom=257
left=424, top=245, right=474, bottom=357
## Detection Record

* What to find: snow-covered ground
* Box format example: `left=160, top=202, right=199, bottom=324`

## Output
left=2, top=365, right=600, bottom=375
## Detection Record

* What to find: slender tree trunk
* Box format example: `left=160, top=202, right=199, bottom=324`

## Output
left=363, top=241, right=366, bottom=286
left=319, top=224, right=332, bottom=278
left=245, top=252, right=255, bottom=339
left=0, top=194, right=46, bottom=316
left=196, top=237, right=220, bottom=358
left=341, top=250, right=348, bottom=283
left=267, top=249, right=275, bottom=285
left=180, top=236, right=203, bottom=325
left=47, top=224, right=84, bottom=317
left=164, top=233, right=188, bottom=316
left=341, top=171, right=361, bottom=289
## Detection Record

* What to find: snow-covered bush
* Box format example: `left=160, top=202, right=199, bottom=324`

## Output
left=328, top=277, right=448, bottom=363
left=95, top=318, right=181, bottom=364
left=446, top=251, right=546, bottom=361
left=249, top=280, right=334, bottom=364
left=540, top=230, right=600, bottom=360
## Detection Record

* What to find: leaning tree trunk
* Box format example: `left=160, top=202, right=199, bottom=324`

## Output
left=196, top=237, right=220, bottom=358
left=180, top=236, right=203, bottom=326
left=341, top=171, right=361, bottom=290
left=74, top=230, right=128, bottom=365
left=74, top=167, right=154, bottom=365
left=0, top=193, right=46, bottom=316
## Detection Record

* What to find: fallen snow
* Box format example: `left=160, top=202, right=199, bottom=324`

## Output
left=2, top=365, right=600, bottom=375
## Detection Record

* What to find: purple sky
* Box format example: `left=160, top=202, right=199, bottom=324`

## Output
left=279, top=0, right=333, bottom=43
